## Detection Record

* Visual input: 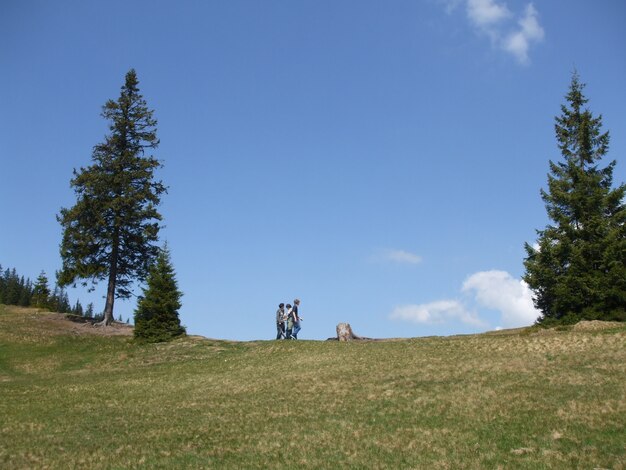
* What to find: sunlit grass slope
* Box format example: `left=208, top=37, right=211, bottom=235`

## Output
left=1, top=305, right=624, bottom=469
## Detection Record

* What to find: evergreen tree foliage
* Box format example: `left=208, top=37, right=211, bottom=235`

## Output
left=45, top=286, right=71, bottom=313
left=58, top=289, right=71, bottom=313
left=524, top=73, right=626, bottom=324
left=4, top=269, right=22, bottom=305
left=0, top=266, right=69, bottom=310
left=134, top=245, right=185, bottom=342
left=0, top=264, right=5, bottom=304
left=0, top=268, right=9, bottom=305
left=0, top=268, right=10, bottom=305
left=57, top=69, right=166, bottom=325
left=85, top=303, right=95, bottom=319
left=48, top=286, right=60, bottom=313
left=32, top=271, right=51, bottom=309
left=19, top=278, right=33, bottom=307
left=73, top=299, right=84, bottom=317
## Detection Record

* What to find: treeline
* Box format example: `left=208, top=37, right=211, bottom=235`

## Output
left=0, top=264, right=124, bottom=322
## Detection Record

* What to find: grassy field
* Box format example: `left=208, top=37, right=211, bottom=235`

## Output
left=1, top=305, right=625, bottom=469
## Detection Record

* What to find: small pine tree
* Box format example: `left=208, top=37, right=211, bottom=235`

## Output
left=73, top=299, right=84, bottom=317
left=85, top=303, right=95, bottom=319
left=134, top=245, right=185, bottom=342
left=32, top=271, right=51, bottom=309
left=55, top=289, right=71, bottom=313
left=48, top=286, right=60, bottom=312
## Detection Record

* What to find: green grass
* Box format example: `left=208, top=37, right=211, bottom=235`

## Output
left=1, top=305, right=625, bottom=469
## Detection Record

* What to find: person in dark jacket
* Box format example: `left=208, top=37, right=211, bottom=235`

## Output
left=291, top=298, right=302, bottom=339
left=275, top=303, right=286, bottom=339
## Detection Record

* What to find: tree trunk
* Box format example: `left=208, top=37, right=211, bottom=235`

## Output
left=101, top=233, right=119, bottom=326
left=102, top=271, right=116, bottom=326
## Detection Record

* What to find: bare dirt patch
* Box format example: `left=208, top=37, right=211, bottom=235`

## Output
left=37, top=312, right=134, bottom=337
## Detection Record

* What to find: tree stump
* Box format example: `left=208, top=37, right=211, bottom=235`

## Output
left=336, top=323, right=353, bottom=341
left=335, top=323, right=370, bottom=341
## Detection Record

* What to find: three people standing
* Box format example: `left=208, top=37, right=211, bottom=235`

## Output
left=275, top=299, right=302, bottom=340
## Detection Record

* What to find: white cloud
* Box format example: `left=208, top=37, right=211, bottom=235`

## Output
left=390, top=270, right=540, bottom=331
left=373, top=249, right=422, bottom=265
left=467, top=0, right=511, bottom=28
left=390, top=300, right=486, bottom=326
left=442, top=0, right=544, bottom=65
left=462, top=270, right=540, bottom=327
left=502, top=4, right=544, bottom=65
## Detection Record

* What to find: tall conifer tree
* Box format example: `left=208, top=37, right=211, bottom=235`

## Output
left=58, top=69, right=166, bottom=325
left=524, top=73, right=626, bottom=323
left=134, top=245, right=185, bottom=342
left=18, top=278, right=32, bottom=307
left=4, top=269, right=21, bottom=305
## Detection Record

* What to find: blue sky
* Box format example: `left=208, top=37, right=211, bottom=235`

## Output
left=1, top=0, right=625, bottom=340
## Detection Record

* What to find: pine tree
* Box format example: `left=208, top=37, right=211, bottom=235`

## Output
left=32, top=271, right=51, bottom=309
left=134, top=245, right=185, bottom=342
left=57, top=69, right=166, bottom=325
left=57, top=289, right=71, bottom=313
left=49, top=286, right=60, bottom=313
left=4, top=269, right=21, bottom=305
left=73, top=299, right=84, bottom=317
left=524, top=73, right=626, bottom=324
left=85, top=303, right=95, bottom=319
left=19, top=278, right=33, bottom=307
left=0, top=268, right=9, bottom=304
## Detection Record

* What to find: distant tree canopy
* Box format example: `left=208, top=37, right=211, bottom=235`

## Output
left=0, top=265, right=83, bottom=316
left=57, top=69, right=166, bottom=326
left=1, top=266, right=34, bottom=308
left=524, top=73, right=626, bottom=324
left=134, top=245, right=185, bottom=343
